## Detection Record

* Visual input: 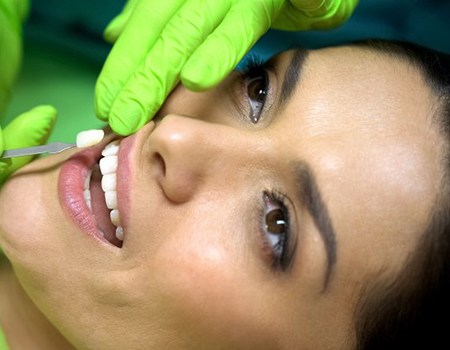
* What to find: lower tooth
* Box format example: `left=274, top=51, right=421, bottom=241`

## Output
left=116, top=226, right=124, bottom=241
left=84, top=170, right=92, bottom=190
left=84, top=190, right=92, bottom=211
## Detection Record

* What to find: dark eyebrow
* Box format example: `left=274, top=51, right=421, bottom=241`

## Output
left=294, top=161, right=337, bottom=292
left=279, top=48, right=309, bottom=108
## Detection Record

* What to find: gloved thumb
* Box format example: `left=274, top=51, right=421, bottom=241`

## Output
left=0, top=131, right=10, bottom=174
left=3, top=105, right=57, bottom=147
left=289, top=0, right=333, bottom=14
left=0, top=105, right=57, bottom=184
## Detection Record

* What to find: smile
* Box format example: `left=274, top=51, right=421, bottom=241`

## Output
left=58, top=134, right=135, bottom=249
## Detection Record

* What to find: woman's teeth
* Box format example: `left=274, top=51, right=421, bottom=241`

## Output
left=76, top=129, right=105, bottom=148
left=83, top=140, right=124, bottom=242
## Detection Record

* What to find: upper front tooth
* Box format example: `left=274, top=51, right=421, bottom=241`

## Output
left=99, top=156, right=118, bottom=175
left=115, top=226, right=124, bottom=241
left=101, top=173, right=117, bottom=191
left=102, top=140, right=120, bottom=157
left=110, top=209, right=120, bottom=226
left=105, top=191, right=118, bottom=209
left=76, top=129, right=105, bottom=148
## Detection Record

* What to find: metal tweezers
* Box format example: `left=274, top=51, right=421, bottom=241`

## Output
left=0, top=143, right=76, bottom=159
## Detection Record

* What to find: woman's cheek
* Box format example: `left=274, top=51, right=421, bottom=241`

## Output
left=144, top=225, right=274, bottom=348
left=153, top=231, right=234, bottom=317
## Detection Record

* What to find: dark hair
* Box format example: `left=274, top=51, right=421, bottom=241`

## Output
left=351, top=40, right=450, bottom=349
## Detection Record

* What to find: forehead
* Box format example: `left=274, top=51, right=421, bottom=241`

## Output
left=280, top=46, right=435, bottom=135
left=276, top=45, right=440, bottom=175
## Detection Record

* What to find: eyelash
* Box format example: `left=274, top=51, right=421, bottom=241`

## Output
left=258, top=191, right=293, bottom=271
left=238, top=55, right=271, bottom=124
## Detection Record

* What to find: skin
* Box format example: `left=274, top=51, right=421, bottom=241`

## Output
left=0, top=46, right=444, bottom=350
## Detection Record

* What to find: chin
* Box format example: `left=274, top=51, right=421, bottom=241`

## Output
left=0, top=157, right=106, bottom=347
left=0, top=154, right=66, bottom=270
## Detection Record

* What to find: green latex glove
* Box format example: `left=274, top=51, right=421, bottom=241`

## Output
left=0, top=0, right=29, bottom=116
left=272, top=0, right=359, bottom=30
left=95, top=0, right=358, bottom=136
left=0, top=105, right=57, bottom=186
left=0, top=326, right=8, bottom=350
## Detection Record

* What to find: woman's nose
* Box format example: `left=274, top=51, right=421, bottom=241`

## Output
left=147, top=114, right=263, bottom=204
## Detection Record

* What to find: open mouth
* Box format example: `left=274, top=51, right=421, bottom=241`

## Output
left=83, top=140, right=124, bottom=248
left=60, top=126, right=144, bottom=249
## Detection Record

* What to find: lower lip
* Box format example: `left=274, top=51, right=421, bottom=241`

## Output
left=58, top=144, right=110, bottom=245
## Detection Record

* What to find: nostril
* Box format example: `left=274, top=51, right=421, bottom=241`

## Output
left=155, top=153, right=166, bottom=177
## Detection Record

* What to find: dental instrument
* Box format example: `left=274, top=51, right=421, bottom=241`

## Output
left=0, top=129, right=105, bottom=159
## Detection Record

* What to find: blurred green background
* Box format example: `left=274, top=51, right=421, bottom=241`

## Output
left=4, top=0, right=450, bottom=142
left=6, top=40, right=104, bottom=142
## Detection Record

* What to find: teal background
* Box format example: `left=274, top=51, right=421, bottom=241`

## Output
left=4, top=0, right=450, bottom=143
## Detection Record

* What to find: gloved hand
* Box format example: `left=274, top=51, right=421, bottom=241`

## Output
left=0, top=0, right=29, bottom=115
left=0, top=326, right=8, bottom=350
left=272, top=0, right=359, bottom=30
left=0, top=105, right=57, bottom=186
left=95, top=0, right=358, bottom=136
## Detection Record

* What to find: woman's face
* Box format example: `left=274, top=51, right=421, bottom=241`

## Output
left=0, top=46, right=442, bottom=349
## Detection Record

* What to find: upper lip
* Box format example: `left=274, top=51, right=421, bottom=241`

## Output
left=116, top=121, right=158, bottom=230
left=115, top=133, right=135, bottom=237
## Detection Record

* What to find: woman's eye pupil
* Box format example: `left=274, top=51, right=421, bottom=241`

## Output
left=266, top=209, right=286, bottom=234
left=248, top=78, right=266, bottom=102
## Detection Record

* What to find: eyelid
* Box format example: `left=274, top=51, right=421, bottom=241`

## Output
left=232, top=58, right=278, bottom=126
left=258, top=190, right=299, bottom=272
left=274, top=191, right=299, bottom=271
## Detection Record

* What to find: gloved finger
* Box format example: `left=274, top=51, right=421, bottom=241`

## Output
left=181, top=0, right=284, bottom=91
left=0, top=9, right=23, bottom=104
left=1, top=0, right=29, bottom=22
left=13, top=0, right=30, bottom=21
left=271, top=2, right=321, bottom=30
left=108, top=0, right=230, bottom=135
left=273, top=0, right=354, bottom=30
left=289, top=0, right=329, bottom=12
left=103, top=0, right=140, bottom=43
left=0, top=325, right=9, bottom=350
left=0, top=105, right=57, bottom=183
left=0, top=129, right=9, bottom=175
left=0, top=157, right=11, bottom=176
left=95, top=0, right=184, bottom=121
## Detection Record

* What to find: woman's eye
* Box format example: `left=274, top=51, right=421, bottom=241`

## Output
left=261, top=193, right=291, bottom=270
left=245, top=75, right=268, bottom=124
left=239, top=55, right=270, bottom=124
